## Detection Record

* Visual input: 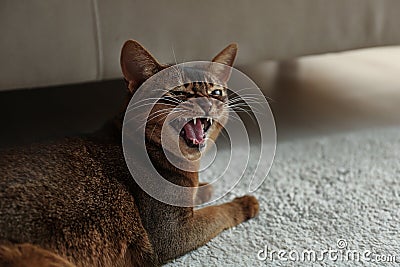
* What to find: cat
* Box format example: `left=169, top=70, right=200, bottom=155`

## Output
left=0, top=40, right=259, bottom=267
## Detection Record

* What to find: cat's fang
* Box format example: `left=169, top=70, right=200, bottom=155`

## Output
left=193, top=118, right=197, bottom=124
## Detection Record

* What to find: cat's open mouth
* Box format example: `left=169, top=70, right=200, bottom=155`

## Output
left=177, top=117, right=213, bottom=148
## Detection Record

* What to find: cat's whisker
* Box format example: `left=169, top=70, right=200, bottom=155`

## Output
left=227, top=101, right=263, bottom=109
left=160, top=97, right=183, bottom=105
left=134, top=113, right=170, bottom=130
left=126, top=107, right=174, bottom=127
left=227, top=95, right=265, bottom=105
left=228, top=105, right=263, bottom=117
left=237, top=96, right=272, bottom=104
left=227, top=101, right=263, bottom=111
left=149, top=107, right=174, bottom=116
left=228, top=89, right=273, bottom=98
left=146, top=107, right=187, bottom=124
left=228, top=87, right=258, bottom=94
left=126, top=95, right=185, bottom=113
left=229, top=107, right=261, bottom=120
left=220, top=111, right=257, bottom=126
left=228, top=87, right=272, bottom=100
left=226, top=98, right=264, bottom=114
left=125, top=111, right=155, bottom=126
left=230, top=107, right=262, bottom=122
left=219, top=110, right=242, bottom=121
left=227, top=95, right=262, bottom=101
left=140, top=105, right=186, bottom=121
left=226, top=110, right=259, bottom=126
left=147, top=110, right=174, bottom=122
left=228, top=90, right=275, bottom=103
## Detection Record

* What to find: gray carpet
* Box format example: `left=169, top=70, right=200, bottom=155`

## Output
left=166, top=127, right=400, bottom=266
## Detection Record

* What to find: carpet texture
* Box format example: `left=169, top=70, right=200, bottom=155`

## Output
left=166, top=127, right=400, bottom=266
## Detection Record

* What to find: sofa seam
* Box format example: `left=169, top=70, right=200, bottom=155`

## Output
left=91, top=0, right=103, bottom=80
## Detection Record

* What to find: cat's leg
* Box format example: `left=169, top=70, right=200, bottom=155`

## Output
left=194, top=182, right=213, bottom=205
left=155, top=195, right=259, bottom=263
left=0, top=243, right=75, bottom=267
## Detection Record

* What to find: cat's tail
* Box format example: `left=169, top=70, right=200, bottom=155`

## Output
left=0, top=243, right=75, bottom=267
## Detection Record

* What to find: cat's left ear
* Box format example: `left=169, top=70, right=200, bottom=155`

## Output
left=120, top=40, right=163, bottom=93
left=211, top=43, right=238, bottom=84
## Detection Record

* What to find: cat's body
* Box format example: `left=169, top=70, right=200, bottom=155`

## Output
left=0, top=133, right=157, bottom=266
left=0, top=41, right=259, bottom=266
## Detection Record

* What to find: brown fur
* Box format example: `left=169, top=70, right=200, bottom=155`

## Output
left=0, top=40, right=259, bottom=266
left=0, top=243, right=75, bottom=267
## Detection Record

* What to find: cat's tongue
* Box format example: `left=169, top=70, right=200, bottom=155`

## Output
left=184, top=119, right=204, bottom=145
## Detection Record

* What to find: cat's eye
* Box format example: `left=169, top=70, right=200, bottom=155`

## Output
left=210, top=89, right=223, bottom=96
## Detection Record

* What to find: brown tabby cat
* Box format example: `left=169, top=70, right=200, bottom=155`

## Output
left=0, top=40, right=259, bottom=267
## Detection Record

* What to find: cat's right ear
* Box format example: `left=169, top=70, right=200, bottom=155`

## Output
left=211, top=43, right=238, bottom=84
left=120, top=40, right=163, bottom=93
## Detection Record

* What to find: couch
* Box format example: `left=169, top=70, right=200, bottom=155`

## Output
left=1, top=0, right=400, bottom=91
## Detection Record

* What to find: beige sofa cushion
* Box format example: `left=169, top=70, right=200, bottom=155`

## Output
left=0, top=1, right=99, bottom=90
left=1, top=0, right=400, bottom=90
left=99, top=0, right=400, bottom=79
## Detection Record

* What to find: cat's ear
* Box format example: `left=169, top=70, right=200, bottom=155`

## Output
left=120, top=40, right=163, bottom=93
left=211, top=43, right=238, bottom=84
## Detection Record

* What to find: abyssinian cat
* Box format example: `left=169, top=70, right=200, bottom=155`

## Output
left=0, top=40, right=259, bottom=266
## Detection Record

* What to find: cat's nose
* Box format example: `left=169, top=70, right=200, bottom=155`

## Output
left=198, top=99, right=212, bottom=113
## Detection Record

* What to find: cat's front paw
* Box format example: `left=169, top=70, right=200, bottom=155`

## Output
left=233, top=195, right=259, bottom=221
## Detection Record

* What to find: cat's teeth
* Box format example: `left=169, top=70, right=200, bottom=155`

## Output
left=193, top=139, right=196, bottom=145
left=210, top=118, right=213, bottom=125
left=193, top=118, right=197, bottom=124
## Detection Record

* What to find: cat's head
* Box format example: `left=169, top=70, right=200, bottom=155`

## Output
left=120, top=40, right=237, bottom=160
